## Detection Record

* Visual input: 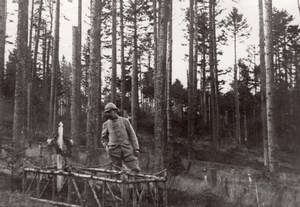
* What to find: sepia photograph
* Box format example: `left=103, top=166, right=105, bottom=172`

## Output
left=0, top=0, right=300, bottom=206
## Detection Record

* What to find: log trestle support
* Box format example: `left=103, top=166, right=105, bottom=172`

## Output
left=23, top=167, right=167, bottom=207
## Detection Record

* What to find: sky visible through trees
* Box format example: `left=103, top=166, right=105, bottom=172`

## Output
left=4, top=0, right=300, bottom=92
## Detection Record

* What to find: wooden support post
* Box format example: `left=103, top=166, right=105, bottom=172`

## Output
left=67, top=176, right=72, bottom=204
left=132, top=182, right=137, bottom=207
left=88, top=180, right=102, bottom=207
left=40, top=176, right=53, bottom=198
left=255, top=182, right=260, bottom=207
left=210, top=168, right=217, bottom=187
left=84, top=179, right=87, bottom=203
left=154, top=182, right=158, bottom=207
left=36, top=173, right=41, bottom=198
left=163, top=171, right=168, bottom=207
left=71, top=177, right=84, bottom=206
left=57, top=122, right=64, bottom=190
left=22, top=171, right=27, bottom=194
left=52, top=174, right=56, bottom=201
left=26, top=173, right=38, bottom=194
left=102, top=181, right=106, bottom=207
left=121, top=171, right=126, bottom=206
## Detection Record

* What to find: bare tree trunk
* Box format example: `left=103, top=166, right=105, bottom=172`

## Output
left=71, top=0, right=82, bottom=145
left=153, top=0, right=158, bottom=96
left=154, top=0, right=169, bottom=171
left=258, top=0, right=269, bottom=167
left=131, top=0, right=139, bottom=132
left=49, top=0, right=60, bottom=136
left=111, top=0, right=117, bottom=103
left=32, top=0, right=43, bottom=78
left=234, top=29, right=241, bottom=144
left=13, top=0, right=29, bottom=151
left=212, top=0, right=220, bottom=149
left=166, top=0, right=173, bottom=145
left=71, top=26, right=80, bottom=145
left=264, top=0, right=276, bottom=172
left=77, top=0, right=82, bottom=129
left=28, top=0, right=43, bottom=144
left=87, top=0, right=101, bottom=162
left=45, top=0, right=54, bottom=102
left=0, top=0, right=6, bottom=98
left=98, top=0, right=102, bottom=131
left=0, top=0, right=6, bottom=137
left=42, top=25, right=47, bottom=95
left=120, top=0, right=125, bottom=115
left=188, top=0, right=195, bottom=160
left=201, top=36, right=207, bottom=125
left=26, top=0, right=35, bottom=146
left=209, top=0, right=218, bottom=148
left=193, top=0, right=198, bottom=125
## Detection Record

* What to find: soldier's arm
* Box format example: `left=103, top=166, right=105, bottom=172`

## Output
left=124, top=118, right=139, bottom=150
left=100, top=122, right=109, bottom=148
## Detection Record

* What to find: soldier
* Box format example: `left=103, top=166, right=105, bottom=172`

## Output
left=100, top=102, right=141, bottom=172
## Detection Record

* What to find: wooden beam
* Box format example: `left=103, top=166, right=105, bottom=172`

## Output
left=25, top=168, right=122, bottom=183
left=26, top=173, right=38, bottom=194
left=29, top=197, right=81, bottom=207
left=39, top=175, right=53, bottom=198
left=71, top=177, right=84, bottom=206
left=88, top=180, right=102, bottom=207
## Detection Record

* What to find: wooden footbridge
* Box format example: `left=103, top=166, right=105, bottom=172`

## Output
left=22, top=122, right=168, bottom=207
left=23, top=166, right=167, bottom=207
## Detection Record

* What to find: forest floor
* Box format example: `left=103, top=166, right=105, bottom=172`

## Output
left=1, top=113, right=300, bottom=206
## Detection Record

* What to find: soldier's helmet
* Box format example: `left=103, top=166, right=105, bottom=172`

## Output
left=104, top=102, right=118, bottom=112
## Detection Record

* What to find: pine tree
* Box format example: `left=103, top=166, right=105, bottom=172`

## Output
left=264, top=0, right=276, bottom=172
left=13, top=0, right=29, bottom=150
left=220, top=7, right=250, bottom=144
left=154, top=0, right=169, bottom=171
left=86, top=0, right=101, bottom=161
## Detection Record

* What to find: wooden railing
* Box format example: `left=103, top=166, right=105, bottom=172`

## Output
left=23, top=167, right=167, bottom=207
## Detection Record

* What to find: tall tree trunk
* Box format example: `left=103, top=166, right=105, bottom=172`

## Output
left=166, top=0, right=173, bottom=145
left=201, top=32, right=207, bottom=125
left=87, top=0, right=101, bottom=162
left=0, top=0, right=6, bottom=137
left=33, top=0, right=43, bottom=78
left=0, top=0, right=6, bottom=98
left=45, top=0, right=53, bottom=102
left=42, top=25, right=47, bottom=95
left=77, top=0, right=82, bottom=130
left=153, top=0, right=158, bottom=96
left=26, top=0, right=35, bottom=146
left=193, top=0, right=198, bottom=124
left=234, top=25, right=241, bottom=144
left=209, top=0, right=218, bottom=148
left=120, top=0, right=126, bottom=115
left=212, top=0, right=219, bottom=149
left=188, top=0, right=195, bottom=160
left=264, top=0, right=276, bottom=172
left=49, top=0, right=60, bottom=136
left=111, top=0, right=117, bottom=103
left=71, top=0, right=82, bottom=145
left=98, top=0, right=102, bottom=131
left=28, top=0, right=43, bottom=145
left=13, top=0, right=29, bottom=150
left=71, top=26, right=80, bottom=145
left=154, top=0, right=169, bottom=171
left=131, top=0, right=139, bottom=132
left=258, top=0, right=269, bottom=167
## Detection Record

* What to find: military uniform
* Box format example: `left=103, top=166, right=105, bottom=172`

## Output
left=101, top=115, right=140, bottom=172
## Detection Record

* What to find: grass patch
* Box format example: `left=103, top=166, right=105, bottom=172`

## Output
left=0, top=191, right=52, bottom=207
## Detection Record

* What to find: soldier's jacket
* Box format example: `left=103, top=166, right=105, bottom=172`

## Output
left=101, top=116, right=139, bottom=158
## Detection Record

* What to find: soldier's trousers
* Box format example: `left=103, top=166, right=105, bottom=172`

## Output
left=107, top=143, right=141, bottom=173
